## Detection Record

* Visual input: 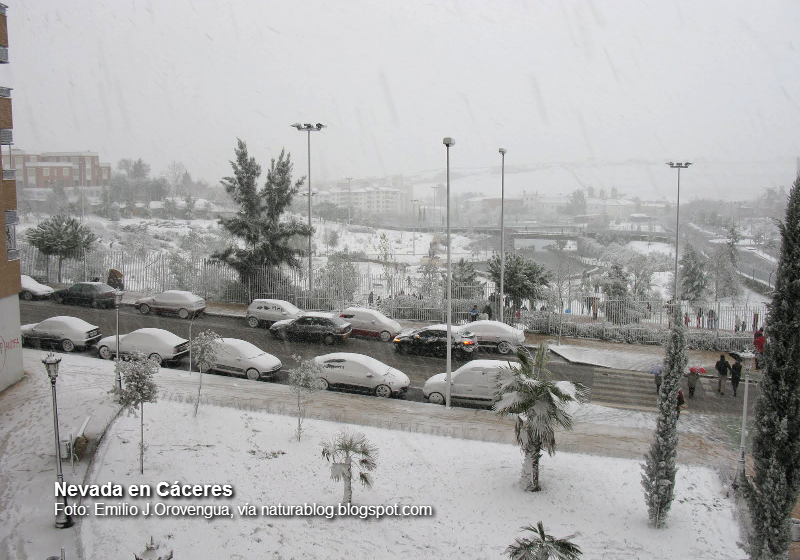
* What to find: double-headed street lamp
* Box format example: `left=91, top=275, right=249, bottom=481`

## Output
left=443, top=137, right=455, bottom=409
left=113, top=290, right=124, bottom=392
left=42, top=353, right=73, bottom=529
left=499, top=148, right=507, bottom=323
left=666, top=162, right=692, bottom=307
left=292, top=122, right=326, bottom=292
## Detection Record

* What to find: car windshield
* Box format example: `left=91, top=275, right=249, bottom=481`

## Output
left=330, top=317, right=349, bottom=327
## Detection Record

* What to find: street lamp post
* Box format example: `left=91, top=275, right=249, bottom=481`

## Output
left=410, top=199, right=420, bottom=255
left=345, top=177, right=353, bottom=224
left=42, top=353, right=73, bottom=529
left=443, top=137, right=455, bottom=409
left=292, top=123, right=326, bottom=293
left=113, top=290, right=124, bottom=392
left=667, top=162, right=692, bottom=308
left=499, top=148, right=507, bottom=323
left=734, top=353, right=754, bottom=488
left=430, top=185, right=438, bottom=228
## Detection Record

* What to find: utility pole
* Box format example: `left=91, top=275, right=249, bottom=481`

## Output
left=345, top=177, right=353, bottom=224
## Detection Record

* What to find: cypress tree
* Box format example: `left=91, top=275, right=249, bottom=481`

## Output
left=748, top=175, right=800, bottom=559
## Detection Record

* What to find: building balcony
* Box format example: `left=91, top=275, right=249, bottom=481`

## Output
left=0, top=87, right=10, bottom=98
left=2, top=168, right=13, bottom=180
left=0, top=47, right=7, bottom=64
left=0, top=128, right=11, bottom=145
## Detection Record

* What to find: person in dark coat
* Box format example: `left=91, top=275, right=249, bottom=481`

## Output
left=483, top=303, right=493, bottom=320
left=676, top=389, right=686, bottom=420
left=754, top=329, right=766, bottom=369
left=730, top=358, right=743, bottom=397
left=715, top=354, right=730, bottom=395
left=368, top=291, right=374, bottom=305
left=686, top=366, right=700, bottom=398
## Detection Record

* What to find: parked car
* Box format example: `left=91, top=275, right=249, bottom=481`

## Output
left=392, top=324, right=477, bottom=359
left=52, top=282, right=117, bottom=308
left=19, top=275, right=54, bottom=300
left=459, top=320, right=525, bottom=354
left=135, top=290, right=205, bottom=319
left=206, top=338, right=282, bottom=381
left=96, top=327, right=189, bottom=366
left=20, top=316, right=101, bottom=352
left=423, top=359, right=514, bottom=406
left=246, top=299, right=303, bottom=328
left=314, top=352, right=410, bottom=398
left=339, top=307, right=402, bottom=342
left=270, top=312, right=352, bottom=345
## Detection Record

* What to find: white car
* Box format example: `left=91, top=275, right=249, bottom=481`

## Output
left=135, top=290, right=206, bottom=319
left=96, top=328, right=189, bottom=366
left=19, top=275, right=55, bottom=300
left=246, top=299, right=303, bottom=328
left=458, top=320, right=525, bottom=354
left=314, top=352, right=410, bottom=398
left=207, top=338, right=282, bottom=381
left=21, top=316, right=101, bottom=352
left=339, top=307, right=402, bottom=342
left=423, top=359, right=514, bottom=406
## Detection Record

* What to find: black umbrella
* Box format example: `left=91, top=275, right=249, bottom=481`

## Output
left=729, top=351, right=743, bottom=362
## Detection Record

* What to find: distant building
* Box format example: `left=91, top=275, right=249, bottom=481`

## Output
left=0, top=3, right=24, bottom=392
left=522, top=192, right=570, bottom=214
left=2, top=149, right=112, bottom=193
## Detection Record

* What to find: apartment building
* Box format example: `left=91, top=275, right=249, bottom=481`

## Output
left=3, top=149, right=112, bottom=191
left=317, top=180, right=407, bottom=216
left=0, top=3, right=24, bottom=392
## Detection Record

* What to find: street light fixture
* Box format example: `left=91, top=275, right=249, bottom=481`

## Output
left=499, top=148, right=507, bottom=323
left=443, top=137, right=455, bottom=409
left=666, top=162, right=692, bottom=308
left=292, top=122, right=327, bottom=293
left=113, top=290, right=124, bottom=392
left=345, top=177, right=353, bottom=224
left=42, top=353, right=73, bottom=529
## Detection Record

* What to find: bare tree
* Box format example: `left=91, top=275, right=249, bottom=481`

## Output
left=288, top=355, right=324, bottom=441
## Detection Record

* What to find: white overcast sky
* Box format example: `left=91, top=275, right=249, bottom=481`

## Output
left=6, top=0, right=800, bottom=199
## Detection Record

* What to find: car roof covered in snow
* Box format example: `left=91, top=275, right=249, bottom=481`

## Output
left=127, top=328, right=186, bottom=343
left=315, top=352, right=389, bottom=370
left=219, top=338, right=263, bottom=356
left=39, top=316, right=97, bottom=330
left=300, top=311, right=337, bottom=319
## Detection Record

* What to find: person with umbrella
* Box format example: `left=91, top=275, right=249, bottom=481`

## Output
left=686, top=365, right=704, bottom=398
left=650, top=363, right=664, bottom=395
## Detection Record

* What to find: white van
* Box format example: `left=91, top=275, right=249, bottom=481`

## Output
left=247, top=299, right=303, bottom=328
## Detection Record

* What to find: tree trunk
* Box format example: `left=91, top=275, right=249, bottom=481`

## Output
left=522, top=445, right=543, bottom=492
left=140, top=403, right=144, bottom=475
left=57, top=255, right=64, bottom=284
left=343, top=458, right=352, bottom=504
left=194, top=365, right=203, bottom=417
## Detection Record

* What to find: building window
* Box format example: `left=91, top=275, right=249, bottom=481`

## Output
left=43, top=168, right=50, bottom=176
left=71, top=157, right=78, bottom=164
left=5, top=210, right=18, bottom=261
left=14, top=156, right=22, bottom=168
left=27, top=168, right=35, bottom=176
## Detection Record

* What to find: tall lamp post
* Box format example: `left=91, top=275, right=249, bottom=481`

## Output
left=443, top=137, right=455, bottom=409
left=430, top=185, right=438, bottom=228
left=292, top=122, right=326, bottom=293
left=499, top=148, right=507, bottom=323
left=734, top=352, right=754, bottom=488
left=410, top=199, right=420, bottom=255
left=345, top=177, right=353, bottom=224
left=113, top=290, right=124, bottom=392
left=666, top=162, right=691, bottom=306
left=42, top=353, right=73, bottom=529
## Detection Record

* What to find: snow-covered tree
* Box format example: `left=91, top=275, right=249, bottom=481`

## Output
left=641, top=304, right=686, bottom=528
left=183, top=193, right=196, bottom=220
left=506, top=521, right=582, bottom=560
left=747, top=174, right=800, bottom=559
left=680, top=243, right=708, bottom=303
left=324, top=229, right=339, bottom=255
left=190, top=330, right=220, bottom=417
left=288, top=356, right=324, bottom=441
left=494, top=346, right=589, bottom=491
left=321, top=430, right=378, bottom=504
left=709, top=243, right=741, bottom=302
left=162, top=197, right=179, bottom=220
left=452, top=258, right=482, bottom=300
left=488, top=253, right=551, bottom=310
left=26, top=215, right=97, bottom=282
left=316, top=251, right=360, bottom=306
left=111, top=352, right=159, bottom=475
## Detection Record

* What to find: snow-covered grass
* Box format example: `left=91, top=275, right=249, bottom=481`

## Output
left=80, top=400, right=744, bottom=560
left=626, top=240, right=673, bottom=257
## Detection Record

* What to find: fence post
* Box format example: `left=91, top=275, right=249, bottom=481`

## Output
left=716, top=301, right=721, bottom=348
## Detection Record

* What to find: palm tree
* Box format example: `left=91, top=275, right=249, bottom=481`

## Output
left=506, top=522, right=582, bottom=560
left=321, top=430, right=378, bottom=504
left=494, top=345, right=590, bottom=492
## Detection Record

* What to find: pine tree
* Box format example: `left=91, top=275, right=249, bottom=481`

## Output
left=25, top=215, right=97, bottom=282
left=748, top=175, right=800, bottom=559
left=680, top=243, right=708, bottom=303
left=641, top=304, right=686, bottom=528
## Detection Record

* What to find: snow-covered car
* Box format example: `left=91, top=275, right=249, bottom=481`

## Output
left=20, top=316, right=101, bottom=352
left=314, top=352, right=410, bottom=398
left=96, top=327, right=189, bottom=366
left=270, top=312, right=352, bottom=345
left=393, top=324, right=477, bottom=359
left=52, top=282, right=117, bottom=308
left=423, top=359, right=514, bottom=406
left=135, top=290, right=205, bottom=319
left=246, top=299, right=303, bottom=328
left=19, top=275, right=54, bottom=300
left=206, top=338, right=282, bottom=381
left=458, top=320, right=525, bottom=354
left=339, top=307, right=402, bottom=342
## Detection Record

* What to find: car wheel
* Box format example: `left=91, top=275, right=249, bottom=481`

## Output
left=374, top=384, right=392, bottom=398
left=323, top=334, right=335, bottom=346
left=245, top=368, right=260, bottom=381
left=21, top=290, right=33, bottom=301
left=139, top=304, right=150, bottom=315
left=379, top=330, right=392, bottom=342
left=428, top=392, right=445, bottom=405
left=497, top=341, right=512, bottom=355
left=148, top=353, right=163, bottom=366
left=98, top=346, right=112, bottom=360
left=178, top=308, right=189, bottom=319
left=247, top=316, right=260, bottom=328
left=53, top=294, right=64, bottom=304
left=317, top=378, right=329, bottom=391
left=61, top=339, right=75, bottom=353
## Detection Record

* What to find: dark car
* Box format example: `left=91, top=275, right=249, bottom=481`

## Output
left=52, top=282, right=117, bottom=309
left=393, top=324, right=478, bottom=360
left=269, top=312, right=352, bottom=345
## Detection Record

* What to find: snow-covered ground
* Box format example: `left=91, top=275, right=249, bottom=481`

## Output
left=626, top=240, right=673, bottom=257
left=80, top=400, right=744, bottom=560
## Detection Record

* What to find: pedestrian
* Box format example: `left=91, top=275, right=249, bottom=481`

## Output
left=696, top=309, right=701, bottom=329
left=650, top=363, right=663, bottom=395
left=754, top=328, right=766, bottom=369
left=686, top=366, right=700, bottom=398
left=592, top=298, right=598, bottom=321
left=741, top=320, right=746, bottom=332
left=753, top=312, right=759, bottom=332
left=469, top=305, right=478, bottom=322
left=715, top=354, right=730, bottom=395
left=676, top=389, right=686, bottom=420
left=734, top=314, right=741, bottom=333
left=730, top=358, right=742, bottom=397
left=368, top=291, right=374, bottom=306
left=483, top=303, right=493, bottom=320
left=707, top=308, right=715, bottom=330
left=684, top=312, right=690, bottom=327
